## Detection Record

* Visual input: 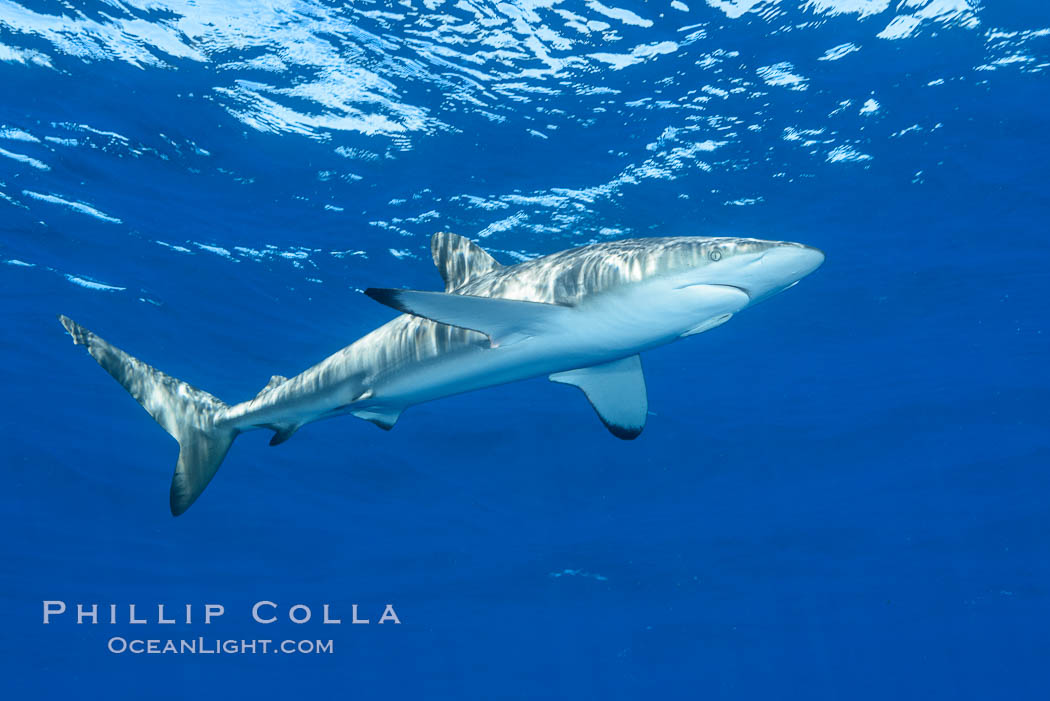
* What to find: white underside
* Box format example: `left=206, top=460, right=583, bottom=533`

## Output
left=348, top=280, right=750, bottom=421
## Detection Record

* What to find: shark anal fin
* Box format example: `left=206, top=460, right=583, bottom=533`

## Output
left=363, top=288, right=571, bottom=347
left=268, top=424, right=300, bottom=446
left=431, top=232, right=503, bottom=292
left=351, top=406, right=402, bottom=431
left=550, top=355, right=648, bottom=440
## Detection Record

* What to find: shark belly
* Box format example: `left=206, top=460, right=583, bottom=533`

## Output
left=356, top=280, right=748, bottom=413
left=224, top=277, right=749, bottom=434
left=360, top=338, right=591, bottom=410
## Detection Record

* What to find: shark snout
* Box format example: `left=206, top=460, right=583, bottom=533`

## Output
left=737, top=242, right=824, bottom=304
left=779, top=243, right=825, bottom=279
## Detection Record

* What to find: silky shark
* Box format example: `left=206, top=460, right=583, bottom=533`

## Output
left=59, top=233, right=824, bottom=515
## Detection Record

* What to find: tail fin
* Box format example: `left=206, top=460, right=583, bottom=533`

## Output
left=58, top=315, right=237, bottom=516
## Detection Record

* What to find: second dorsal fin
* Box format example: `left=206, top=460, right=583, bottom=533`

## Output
left=431, top=232, right=502, bottom=292
left=260, top=375, right=288, bottom=395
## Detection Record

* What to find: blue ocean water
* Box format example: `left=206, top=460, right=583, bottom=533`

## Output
left=2, top=0, right=1048, bottom=697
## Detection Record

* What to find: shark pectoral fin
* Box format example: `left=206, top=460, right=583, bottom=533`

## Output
left=351, top=406, right=402, bottom=431
left=550, top=355, right=648, bottom=440
left=364, top=288, right=572, bottom=347
left=431, top=232, right=503, bottom=292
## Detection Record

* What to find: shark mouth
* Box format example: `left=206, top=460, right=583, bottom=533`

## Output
left=675, top=282, right=752, bottom=300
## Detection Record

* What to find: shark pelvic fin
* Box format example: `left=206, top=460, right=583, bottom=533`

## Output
left=431, top=232, right=503, bottom=292
left=350, top=406, right=402, bottom=431
left=550, top=355, right=648, bottom=440
left=363, top=288, right=572, bottom=348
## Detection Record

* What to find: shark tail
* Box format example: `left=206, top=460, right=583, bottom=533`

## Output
left=58, top=315, right=237, bottom=516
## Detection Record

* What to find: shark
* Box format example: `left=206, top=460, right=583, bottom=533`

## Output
left=58, top=233, right=824, bottom=515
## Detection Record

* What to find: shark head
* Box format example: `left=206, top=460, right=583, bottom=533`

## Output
left=667, top=237, right=825, bottom=307
left=546, top=236, right=825, bottom=344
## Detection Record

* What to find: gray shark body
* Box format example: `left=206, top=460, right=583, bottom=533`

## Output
left=60, top=233, right=824, bottom=515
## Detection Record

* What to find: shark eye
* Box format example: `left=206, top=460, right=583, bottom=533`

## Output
left=708, top=248, right=723, bottom=262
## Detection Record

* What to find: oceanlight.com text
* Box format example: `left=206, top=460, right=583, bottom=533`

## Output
left=107, top=637, right=334, bottom=655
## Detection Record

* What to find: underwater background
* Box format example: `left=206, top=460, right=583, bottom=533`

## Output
left=2, top=0, right=1048, bottom=698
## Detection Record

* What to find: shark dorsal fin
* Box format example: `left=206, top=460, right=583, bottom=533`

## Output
left=259, top=375, right=287, bottom=396
left=431, top=232, right=502, bottom=292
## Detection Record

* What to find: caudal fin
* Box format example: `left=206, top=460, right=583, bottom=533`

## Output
left=58, top=315, right=237, bottom=516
